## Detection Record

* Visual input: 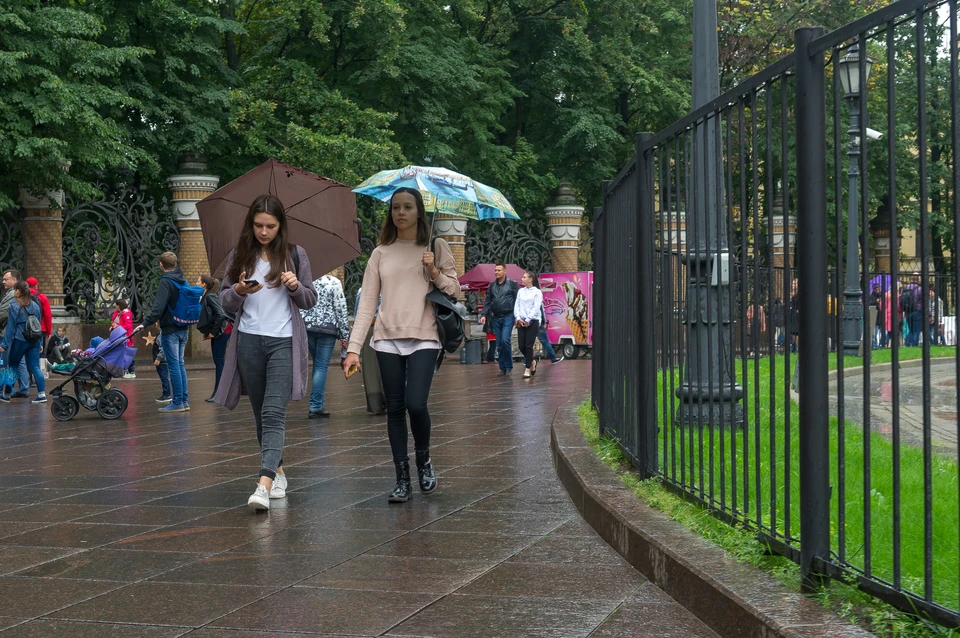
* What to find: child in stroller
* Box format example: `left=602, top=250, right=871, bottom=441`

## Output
left=49, top=326, right=140, bottom=421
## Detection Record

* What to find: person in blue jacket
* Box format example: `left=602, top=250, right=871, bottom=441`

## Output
left=0, top=281, right=45, bottom=404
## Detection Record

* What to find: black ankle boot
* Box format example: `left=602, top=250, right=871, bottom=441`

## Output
left=389, top=460, right=412, bottom=503
left=415, top=449, right=437, bottom=493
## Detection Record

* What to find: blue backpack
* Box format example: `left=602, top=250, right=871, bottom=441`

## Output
left=167, top=280, right=204, bottom=326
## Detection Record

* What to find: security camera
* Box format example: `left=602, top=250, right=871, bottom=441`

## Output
left=866, top=128, right=883, bottom=140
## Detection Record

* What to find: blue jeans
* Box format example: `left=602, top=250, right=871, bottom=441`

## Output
left=161, top=329, right=189, bottom=405
left=156, top=361, right=170, bottom=397
left=211, top=332, right=230, bottom=393
left=537, top=325, right=557, bottom=362
left=8, top=339, right=43, bottom=396
left=492, top=314, right=515, bottom=371
left=16, top=359, right=28, bottom=394
left=307, top=332, right=337, bottom=412
left=906, top=311, right=923, bottom=346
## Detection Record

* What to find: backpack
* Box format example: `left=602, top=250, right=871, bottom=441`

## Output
left=21, top=304, right=42, bottom=343
left=900, top=288, right=917, bottom=314
left=167, top=280, right=204, bottom=327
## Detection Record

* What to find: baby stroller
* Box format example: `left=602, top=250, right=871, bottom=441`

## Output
left=49, top=326, right=140, bottom=421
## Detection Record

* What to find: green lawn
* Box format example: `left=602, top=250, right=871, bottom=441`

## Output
left=654, top=350, right=960, bottom=612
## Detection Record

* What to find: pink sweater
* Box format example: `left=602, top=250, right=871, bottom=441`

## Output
left=348, top=238, right=459, bottom=354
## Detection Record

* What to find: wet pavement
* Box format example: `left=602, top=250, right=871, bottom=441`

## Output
left=832, top=359, right=958, bottom=457
left=0, top=359, right=717, bottom=637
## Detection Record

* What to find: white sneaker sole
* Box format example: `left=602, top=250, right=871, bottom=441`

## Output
left=269, top=488, right=286, bottom=499
left=247, top=495, right=269, bottom=511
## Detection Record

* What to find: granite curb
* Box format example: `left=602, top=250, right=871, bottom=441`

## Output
left=550, top=404, right=875, bottom=638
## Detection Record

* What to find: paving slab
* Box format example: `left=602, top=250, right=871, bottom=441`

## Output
left=0, top=360, right=716, bottom=636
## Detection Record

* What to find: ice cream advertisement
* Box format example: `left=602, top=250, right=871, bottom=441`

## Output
left=540, top=272, right=593, bottom=345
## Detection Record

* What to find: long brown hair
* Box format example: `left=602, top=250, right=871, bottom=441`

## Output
left=378, top=187, right=430, bottom=247
left=200, top=274, right=219, bottom=293
left=227, top=195, right=291, bottom=286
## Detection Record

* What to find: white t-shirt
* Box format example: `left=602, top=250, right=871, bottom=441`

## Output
left=372, top=337, right=441, bottom=355
left=238, top=258, right=293, bottom=338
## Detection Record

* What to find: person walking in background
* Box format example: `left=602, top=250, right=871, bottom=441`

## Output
left=0, top=282, right=46, bottom=404
left=215, top=194, right=317, bottom=511
left=901, top=273, right=923, bottom=347
left=138, top=252, right=192, bottom=412
left=25, top=277, right=52, bottom=357
left=111, top=298, right=136, bottom=379
left=928, top=287, right=945, bottom=346
left=479, top=263, right=519, bottom=376
left=301, top=274, right=349, bottom=418
left=535, top=304, right=562, bottom=364
left=788, top=279, right=800, bottom=354
left=772, top=297, right=785, bottom=350
left=197, top=275, right=232, bottom=402
left=0, top=270, right=29, bottom=398
left=514, top=271, right=543, bottom=379
left=746, top=298, right=766, bottom=357
left=152, top=333, right=171, bottom=404
left=343, top=187, right=459, bottom=503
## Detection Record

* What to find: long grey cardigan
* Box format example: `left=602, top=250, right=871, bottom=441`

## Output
left=213, top=246, right=318, bottom=410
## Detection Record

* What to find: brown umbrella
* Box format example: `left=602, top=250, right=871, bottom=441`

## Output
left=196, top=159, right=360, bottom=278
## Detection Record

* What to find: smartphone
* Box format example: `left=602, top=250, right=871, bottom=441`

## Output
left=345, top=362, right=360, bottom=378
left=243, top=279, right=259, bottom=286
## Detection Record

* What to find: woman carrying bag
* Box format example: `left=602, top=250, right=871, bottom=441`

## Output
left=197, top=274, right=233, bottom=402
left=342, top=187, right=459, bottom=503
left=514, top=271, right=543, bottom=379
left=214, top=194, right=317, bottom=511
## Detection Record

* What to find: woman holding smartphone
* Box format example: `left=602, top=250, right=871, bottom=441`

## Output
left=342, top=187, right=459, bottom=503
left=214, top=194, right=317, bottom=511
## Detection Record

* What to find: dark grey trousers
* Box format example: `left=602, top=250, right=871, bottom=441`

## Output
left=236, top=332, right=293, bottom=480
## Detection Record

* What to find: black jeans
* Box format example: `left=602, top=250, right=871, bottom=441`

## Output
left=516, top=320, right=540, bottom=369
left=236, top=333, right=292, bottom=480
left=376, top=348, right=439, bottom=463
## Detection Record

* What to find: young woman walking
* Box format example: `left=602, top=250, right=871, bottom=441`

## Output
left=343, top=187, right=459, bottom=503
left=0, top=282, right=46, bottom=404
left=514, top=271, right=543, bottom=379
left=214, top=195, right=317, bottom=511
left=197, top=275, right=232, bottom=402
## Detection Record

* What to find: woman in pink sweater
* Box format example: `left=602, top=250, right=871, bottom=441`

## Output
left=344, top=187, right=460, bottom=502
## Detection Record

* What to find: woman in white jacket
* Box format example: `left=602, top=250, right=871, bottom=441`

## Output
left=514, top=271, right=544, bottom=379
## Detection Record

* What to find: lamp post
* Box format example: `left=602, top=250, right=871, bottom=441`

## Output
left=837, top=43, right=873, bottom=357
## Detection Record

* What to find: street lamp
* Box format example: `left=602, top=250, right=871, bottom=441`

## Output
left=837, top=43, right=873, bottom=357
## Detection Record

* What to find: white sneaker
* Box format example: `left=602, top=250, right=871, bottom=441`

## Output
left=270, top=473, right=287, bottom=499
left=247, top=484, right=270, bottom=511
left=122, top=373, right=136, bottom=379
left=31, top=394, right=47, bottom=404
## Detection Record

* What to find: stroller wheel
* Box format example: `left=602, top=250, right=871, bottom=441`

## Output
left=96, top=389, right=128, bottom=420
left=51, top=396, right=80, bottom=422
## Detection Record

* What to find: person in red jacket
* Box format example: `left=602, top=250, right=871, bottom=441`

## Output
left=111, top=298, right=136, bottom=378
left=24, top=277, right=52, bottom=342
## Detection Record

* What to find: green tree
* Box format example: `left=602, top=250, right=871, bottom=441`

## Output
left=0, top=1, right=149, bottom=208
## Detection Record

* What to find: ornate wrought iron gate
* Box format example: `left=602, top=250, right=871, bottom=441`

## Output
left=62, top=181, right=180, bottom=322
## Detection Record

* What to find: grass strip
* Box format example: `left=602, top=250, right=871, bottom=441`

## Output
left=577, top=400, right=956, bottom=637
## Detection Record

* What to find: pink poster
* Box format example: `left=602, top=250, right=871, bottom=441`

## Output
left=540, top=272, right=593, bottom=346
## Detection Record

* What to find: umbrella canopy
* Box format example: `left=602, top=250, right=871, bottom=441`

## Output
left=197, top=159, right=360, bottom=278
left=353, top=165, right=520, bottom=220
left=869, top=274, right=893, bottom=293
left=459, top=264, right=526, bottom=292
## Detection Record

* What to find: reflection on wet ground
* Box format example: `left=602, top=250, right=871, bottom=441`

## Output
left=0, top=360, right=717, bottom=637
left=830, top=360, right=957, bottom=457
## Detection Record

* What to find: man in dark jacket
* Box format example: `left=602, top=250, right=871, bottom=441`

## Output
left=138, top=252, right=190, bottom=412
left=479, top=263, right=519, bottom=375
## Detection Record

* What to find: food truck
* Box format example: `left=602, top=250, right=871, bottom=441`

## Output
left=539, top=271, right=593, bottom=359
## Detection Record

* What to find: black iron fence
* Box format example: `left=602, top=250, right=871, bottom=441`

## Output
left=594, top=0, right=960, bottom=627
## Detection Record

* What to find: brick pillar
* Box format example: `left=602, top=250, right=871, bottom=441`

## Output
left=166, top=155, right=219, bottom=358
left=434, top=214, right=466, bottom=276
left=19, top=188, right=68, bottom=318
left=770, top=191, right=796, bottom=301
left=545, top=179, right=584, bottom=273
